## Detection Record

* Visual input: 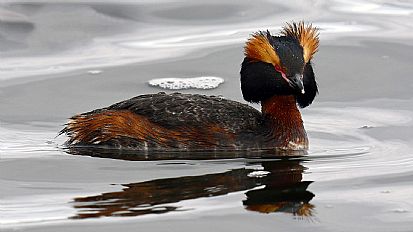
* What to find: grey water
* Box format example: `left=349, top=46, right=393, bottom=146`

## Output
left=1, top=1, right=413, bottom=231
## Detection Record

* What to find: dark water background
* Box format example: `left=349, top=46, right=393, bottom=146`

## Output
left=1, top=1, right=413, bottom=231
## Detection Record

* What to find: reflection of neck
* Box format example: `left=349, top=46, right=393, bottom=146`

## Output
left=261, top=95, right=308, bottom=150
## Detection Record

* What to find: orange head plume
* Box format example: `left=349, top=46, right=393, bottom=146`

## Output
left=281, top=21, right=319, bottom=63
left=244, top=31, right=282, bottom=69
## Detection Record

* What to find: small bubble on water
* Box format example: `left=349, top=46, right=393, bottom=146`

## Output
left=360, top=125, right=374, bottom=129
left=247, top=170, right=270, bottom=178
left=380, top=190, right=391, bottom=194
left=151, top=207, right=169, bottom=212
left=392, top=208, right=408, bottom=213
left=87, top=70, right=102, bottom=75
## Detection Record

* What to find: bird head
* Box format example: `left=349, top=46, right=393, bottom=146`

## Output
left=240, top=22, right=319, bottom=108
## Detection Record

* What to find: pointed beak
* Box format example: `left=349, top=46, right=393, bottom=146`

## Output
left=288, top=74, right=305, bottom=94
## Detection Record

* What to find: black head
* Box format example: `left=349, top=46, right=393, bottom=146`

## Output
left=240, top=22, right=319, bottom=108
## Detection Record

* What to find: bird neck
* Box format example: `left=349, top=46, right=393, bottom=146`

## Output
left=261, top=95, right=308, bottom=150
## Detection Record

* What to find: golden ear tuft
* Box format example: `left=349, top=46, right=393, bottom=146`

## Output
left=281, top=21, right=319, bottom=63
left=244, top=31, right=281, bottom=68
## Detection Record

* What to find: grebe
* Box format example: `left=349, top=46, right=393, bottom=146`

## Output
left=61, top=22, right=319, bottom=151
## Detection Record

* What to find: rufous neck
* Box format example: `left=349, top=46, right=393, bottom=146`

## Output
left=261, top=95, right=308, bottom=150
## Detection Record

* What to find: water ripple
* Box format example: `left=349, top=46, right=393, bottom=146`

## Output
left=1, top=1, right=412, bottom=81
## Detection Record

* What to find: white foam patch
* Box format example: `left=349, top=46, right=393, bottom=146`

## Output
left=148, top=76, right=224, bottom=90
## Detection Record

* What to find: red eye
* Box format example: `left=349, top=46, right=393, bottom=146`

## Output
left=274, top=66, right=287, bottom=80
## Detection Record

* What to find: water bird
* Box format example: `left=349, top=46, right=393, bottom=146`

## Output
left=61, top=22, right=319, bottom=152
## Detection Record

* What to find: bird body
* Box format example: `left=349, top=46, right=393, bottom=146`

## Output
left=61, top=22, right=319, bottom=152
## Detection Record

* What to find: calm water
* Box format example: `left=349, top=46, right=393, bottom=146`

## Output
left=1, top=1, right=413, bottom=231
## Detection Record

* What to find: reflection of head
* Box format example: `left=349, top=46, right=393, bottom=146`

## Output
left=71, top=159, right=315, bottom=219
left=243, top=181, right=315, bottom=217
left=246, top=202, right=315, bottom=217
left=243, top=160, right=315, bottom=217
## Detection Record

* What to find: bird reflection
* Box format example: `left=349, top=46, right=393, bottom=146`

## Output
left=71, top=156, right=314, bottom=219
left=243, top=160, right=314, bottom=217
